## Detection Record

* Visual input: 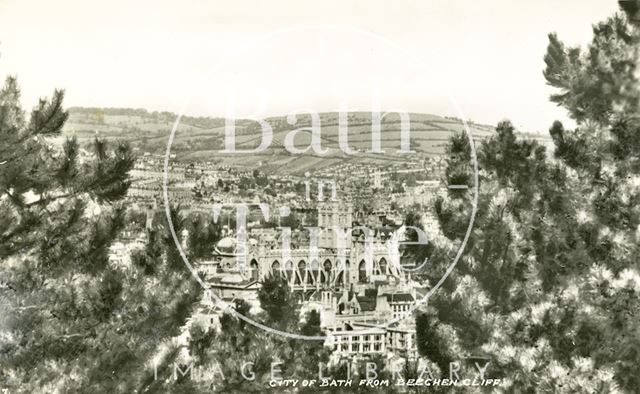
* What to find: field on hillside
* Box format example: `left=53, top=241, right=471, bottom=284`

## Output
left=62, top=108, right=551, bottom=173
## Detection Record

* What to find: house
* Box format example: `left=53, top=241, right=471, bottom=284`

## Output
left=383, top=292, right=415, bottom=321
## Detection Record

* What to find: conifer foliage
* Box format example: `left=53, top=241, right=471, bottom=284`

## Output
left=417, top=5, right=640, bottom=392
left=0, top=77, right=199, bottom=392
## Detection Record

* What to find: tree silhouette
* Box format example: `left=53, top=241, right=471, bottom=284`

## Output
left=417, top=6, right=640, bottom=392
left=0, top=77, right=200, bottom=392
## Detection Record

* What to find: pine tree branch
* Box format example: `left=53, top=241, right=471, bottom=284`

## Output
left=3, top=188, right=24, bottom=208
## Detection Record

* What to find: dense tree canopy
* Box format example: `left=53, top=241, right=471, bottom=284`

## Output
left=0, top=77, right=201, bottom=393
left=417, top=6, right=640, bottom=393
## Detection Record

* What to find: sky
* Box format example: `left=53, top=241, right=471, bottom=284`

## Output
left=0, top=0, right=621, bottom=133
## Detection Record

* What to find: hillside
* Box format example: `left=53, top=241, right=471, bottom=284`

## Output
left=63, top=107, right=552, bottom=173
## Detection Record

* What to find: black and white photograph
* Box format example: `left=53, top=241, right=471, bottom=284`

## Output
left=1, top=1, right=639, bottom=392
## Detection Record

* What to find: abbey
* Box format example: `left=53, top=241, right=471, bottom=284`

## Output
left=191, top=200, right=425, bottom=360
left=201, top=201, right=408, bottom=296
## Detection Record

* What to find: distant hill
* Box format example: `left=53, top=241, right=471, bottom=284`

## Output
left=63, top=107, right=552, bottom=173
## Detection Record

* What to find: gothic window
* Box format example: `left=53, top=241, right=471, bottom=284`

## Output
left=358, top=260, right=367, bottom=283
left=250, top=259, right=259, bottom=281
left=379, top=258, right=387, bottom=275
